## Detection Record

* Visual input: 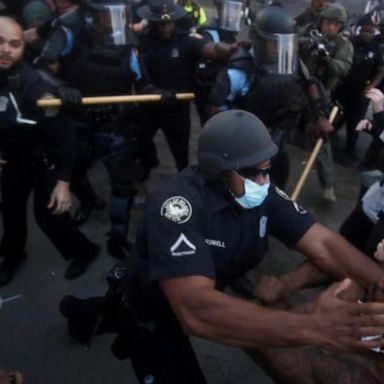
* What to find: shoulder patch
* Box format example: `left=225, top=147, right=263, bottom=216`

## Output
left=275, top=186, right=307, bottom=214
left=275, top=186, right=291, bottom=200
left=160, top=196, right=192, bottom=224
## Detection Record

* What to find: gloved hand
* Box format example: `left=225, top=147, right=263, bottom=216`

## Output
left=314, top=116, right=334, bottom=139
left=161, top=89, right=177, bottom=108
left=57, top=86, right=83, bottom=106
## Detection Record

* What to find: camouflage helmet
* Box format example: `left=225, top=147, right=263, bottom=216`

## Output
left=319, top=3, right=348, bottom=24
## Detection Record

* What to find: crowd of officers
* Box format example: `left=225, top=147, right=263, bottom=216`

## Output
left=3, top=0, right=384, bottom=383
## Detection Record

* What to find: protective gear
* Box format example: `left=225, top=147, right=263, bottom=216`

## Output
left=253, top=6, right=298, bottom=74
left=85, top=0, right=133, bottom=45
left=319, top=3, right=348, bottom=25
left=137, top=0, right=186, bottom=22
left=371, top=5, right=384, bottom=26
left=198, top=110, right=278, bottom=179
left=160, top=89, right=177, bottom=107
left=57, top=86, right=83, bottom=105
left=234, top=175, right=270, bottom=208
left=219, top=0, right=242, bottom=32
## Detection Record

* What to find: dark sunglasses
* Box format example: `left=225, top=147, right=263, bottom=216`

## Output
left=236, top=165, right=271, bottom=179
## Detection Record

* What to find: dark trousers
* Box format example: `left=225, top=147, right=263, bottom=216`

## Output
left=137, top=103, right=191, bottom=172
left=129, top=313, right=207, bottom=384
left=70, top=119, right=137, bottom=237
left=0, top=162, right=96, bottom=264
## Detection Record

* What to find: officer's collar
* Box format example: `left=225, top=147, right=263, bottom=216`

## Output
left=204, top=178, right=234, bottom=212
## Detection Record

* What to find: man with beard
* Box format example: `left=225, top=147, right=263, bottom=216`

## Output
left=0, top=16, right=100, bottom=286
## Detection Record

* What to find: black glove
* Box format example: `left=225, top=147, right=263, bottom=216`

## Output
left=161, top=89, right=177, bottom=108
left=57, top=86, right=83, bottom=106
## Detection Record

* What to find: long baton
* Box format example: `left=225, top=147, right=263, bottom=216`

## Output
left=36, top=92, right=195, bottom=107
left=290, top=106, right=339, bottom=201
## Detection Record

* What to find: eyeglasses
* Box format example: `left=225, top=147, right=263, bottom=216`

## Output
left=236, top=165, right=271, bottom=179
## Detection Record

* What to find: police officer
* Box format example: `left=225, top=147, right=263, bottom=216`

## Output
left=295, top=0, right=328, bottom=29
left=60, top=109, right=384, bottom=384
left=193, top=0, right=242, bottom=125
left=37, top=0, right=157, bottom=259
left=135, top=0, right=235, bottom=180
left=0, top=16, right=100, bottom=286
left=299, top=2, right=353, bottom=201
left=334, top=14, right=384, bottom=159
left=177, top=0, right=207, bottom=31
left=208, top=5, right=332, bottom=189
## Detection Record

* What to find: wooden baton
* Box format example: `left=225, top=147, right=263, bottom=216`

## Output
left=290, top=105, right=339, bottom=201
left=36, top=92, right=195, bottom=107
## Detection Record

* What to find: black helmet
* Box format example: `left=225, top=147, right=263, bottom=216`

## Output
left=85, top=0, right=133, bottom=45
left=253, top=6, right=297, bottom=74
left=198, top=110, right=278, bottom=179
left=255, top=5, right=294, bottom=34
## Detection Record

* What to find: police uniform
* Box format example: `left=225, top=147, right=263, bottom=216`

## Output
left=136, top=28, right=207, bottom=173
left=0, top=63, right=99, bottom=283
left=209, top=49, right=309, bottom=188
left=193, top=25, right=237, bottom=125
left=128, top=166, right=315, bottom=383
left=38, top=6, right=153, bottom=255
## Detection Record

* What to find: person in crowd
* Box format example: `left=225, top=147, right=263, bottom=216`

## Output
left=334, top=14, right=384, bottom=159
left=298, top=2, right=353, bottom=201
left=0, top=370, right=23, bottom=384
left=208, top=5, right=333, bottom=189
left=0, top=16, right=100, bottom=286
left=340, top=87, right=384, bottom=256
left=134, top=0, right=238, bottom=181
left=295, top=0, right=328, bottom=29
left=36, top=0, right=161, bottom=259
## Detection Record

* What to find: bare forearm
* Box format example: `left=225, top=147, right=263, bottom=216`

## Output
left=299, top=226, right=384, bottom=287
left=166, top=283, right=315, bottom=349
left=280, top=261, right=331, bottom=294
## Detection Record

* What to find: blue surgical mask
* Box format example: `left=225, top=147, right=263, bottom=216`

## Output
left=234, top=175, right=270, bottom=209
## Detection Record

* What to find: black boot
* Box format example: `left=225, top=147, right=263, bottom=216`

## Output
left=64, top=243, right=100, bottom=280
left=59, top=295, right=105, bottom=343
left=0, top=254, right=27, bottom=287
left=107, top=233, right=132, bottom=260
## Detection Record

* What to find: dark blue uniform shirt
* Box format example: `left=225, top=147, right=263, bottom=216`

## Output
left=137, top=167, right=316, bottom=290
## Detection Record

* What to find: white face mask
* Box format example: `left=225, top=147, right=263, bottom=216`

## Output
left=234, top=175, right=270, bottom=209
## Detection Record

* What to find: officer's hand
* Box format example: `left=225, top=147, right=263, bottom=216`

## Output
left=253, top=275, right=289, bottom=305
left=314, top=116, right=334, bottom=139
left=355, top=119, right=373, bottom=132
left=364, top=88, right=384, bottom=113
left=311, top=278, right=384, bottom=352
left=48, top=181, right=72, bottom=215
left=0, top=159, right=6, bottom=173
left=57, top=86, right=83, bottom=106
left=161, top=89, right=177, bottom=108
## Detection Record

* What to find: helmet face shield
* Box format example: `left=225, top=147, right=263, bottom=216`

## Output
left=87, top=3, right=131, bottom=45
left=220, top=0, right=242, bottom=32
left=253, top=31, right=298, bottom=74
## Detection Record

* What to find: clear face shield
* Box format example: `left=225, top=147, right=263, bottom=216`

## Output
left=253, top=31, right=298, bottom=75
left=87, top=3, right=131, bottom=45
left=220, top=1, right=242, bottom=32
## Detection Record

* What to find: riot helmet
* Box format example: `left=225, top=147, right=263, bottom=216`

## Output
left=219, top=0, right=242, bottom=32
left=319, top=2, right=348, bottom=25
left=198, top=110, right=278, bottom=180
left=85, top=0, right=132, bottom=45
left=371, top=5, right=384, bottom=26
left=252, top=5, right=297, bottom=74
